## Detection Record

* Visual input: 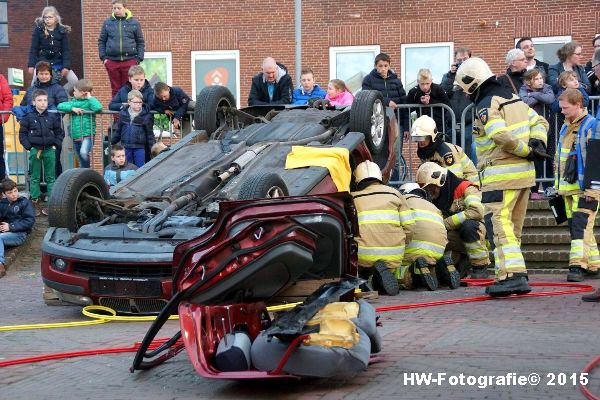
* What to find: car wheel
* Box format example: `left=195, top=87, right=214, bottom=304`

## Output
left=194, top=86, right=236, bottom=135
left=238, top=172, right=289, bottom=200
left=48, top=168, right=109, bottom=232
left=349, top=90, right=386, bottom=155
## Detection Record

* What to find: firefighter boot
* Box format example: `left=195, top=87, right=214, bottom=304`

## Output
left=470, top=265, right=490, bottom=279
left=435, top=253, right=460, bottom=289
left=582, top=268, right=600, bottom=279
left=414, top=257, right=438, bottom=291
left=372, top=261, right=400, bottom=296
left=485, top=273, right=531, bottom=297
left=567, top=266, right=584, bottom=282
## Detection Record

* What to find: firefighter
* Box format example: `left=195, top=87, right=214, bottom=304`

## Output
left=411, top=114, right=478, bottom=182
left=416, top=162, right=491, bottom=280
left=555, top=88, right=600, bottom=282
left=351, top=160, right=415, bottom=295
left=455, top=57, right=550, bottom=297
left=398, top=183, right=449, bottom=290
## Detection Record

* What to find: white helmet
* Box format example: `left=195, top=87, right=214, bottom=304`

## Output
left=455, top=57, right=494, bottom=95
left=354, top=160, right=383, bottom=185
left=399, top=182, right=421, bottom=194
left=411, top=115, right=438, bottom=142
left=416, top=162, right=448, bottom=188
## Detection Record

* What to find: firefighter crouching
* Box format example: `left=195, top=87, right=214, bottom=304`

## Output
left=397, top=183, right=450, bottom=291
left=411, top=114, right=478, bottom=182
left=555, top=88, right=600, bottom=282
left=416, top=162, right=491, bottom=280
left=351, top=161, right=415, bottom=295
left=455, top=57, right=550, bottom=297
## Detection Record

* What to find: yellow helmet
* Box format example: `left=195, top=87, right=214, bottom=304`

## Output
left=410, top=115, right=438, bottom=142
left=416, top=162, right=448, bottom=188
left=354, top=160, right=383, bottom=185
left=455, top=57, right=494, bottom=95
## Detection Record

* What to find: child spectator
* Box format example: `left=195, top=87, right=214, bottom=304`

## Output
left=98, top=0, right=145, bottom=97
left=551, top=71, right=590, bottom=114
left=111, top=90, right=154, bottom=167
left=292, top=68, right=326, bottom=105
left=0, top=73, right=13, bottom=180
left=519, top=69, right=556, bottom=200
left=406, top=68, right=451, bottom=134
left=19, top=89, right=64, bottom=216
left=104, top=144, right=138, bottom=187
left=15, top=61, right=68, bottom=120
left=152, top=82, right=194, bottom=133
left=108, top=65, right=155, bottom=111
left=325, top=79, right=354, bottom=107
left=0, top=178, right=36, bottom=278
left=57, top=79, right=103, bottom=168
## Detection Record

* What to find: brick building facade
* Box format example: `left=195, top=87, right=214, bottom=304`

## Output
left=0, top=1, right=83, bottom=84
left=81, top=0, right=600, bottom=109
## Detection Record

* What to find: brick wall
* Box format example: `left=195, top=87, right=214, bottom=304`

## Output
left=0, top=1, right=83, bottom=83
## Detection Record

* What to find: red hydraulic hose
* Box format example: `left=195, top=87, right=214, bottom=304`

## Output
left=580, top=354, right=600, bottom=400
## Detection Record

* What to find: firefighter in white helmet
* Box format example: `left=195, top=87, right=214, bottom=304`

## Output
left=416, top=162, right=491, bottom=280
left=411, top=114, right=478, bottom=182
left=397, top=182, right=448, bottom=290
left=351, top=160, right=415, bottom=295
left=455, top=57, right=550, bottom=297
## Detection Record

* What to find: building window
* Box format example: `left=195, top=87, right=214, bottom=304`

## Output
left=401, top=42, right=453, bottom=90
left=515, top=36, right=571, bottom=65
left=329, top=45, right=380, bottom=94
left=0, top=1, right=8, bottom=46
left=140, top=52, right=172, bottom=86
left=191, top=50, right=240, bottom=108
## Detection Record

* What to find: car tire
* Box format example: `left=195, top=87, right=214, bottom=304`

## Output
left=349, top=90, right=386, bottom=155
left=194, top=86, right=236, bottom=135
left=238, top=172, right=289, bottom=200
left=48, top=168, right=110, bottom=232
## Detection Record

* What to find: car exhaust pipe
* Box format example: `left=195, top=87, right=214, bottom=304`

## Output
left=217, top=144, right=270, bottom=183
left=141, top=192, right=198, bottom=233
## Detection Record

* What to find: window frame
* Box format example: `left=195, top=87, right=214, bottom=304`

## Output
left=0, top=0, right=8, bottom=46
left=191, top=50, right=241, bottom=108
left=140, top=51, right=173, bottom=86
left=400, top=42, right=454, bottom=89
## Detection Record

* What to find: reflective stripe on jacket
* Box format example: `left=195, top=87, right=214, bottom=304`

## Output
left=404, top=194, right=448, bottom=261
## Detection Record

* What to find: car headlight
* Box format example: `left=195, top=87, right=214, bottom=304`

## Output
left=52, top=258, right=68, bottom=272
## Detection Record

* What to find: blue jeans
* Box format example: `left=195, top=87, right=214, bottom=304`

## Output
left=0, top=232, right=27, bottom=263
left=73, top=137, right=93, bottom=168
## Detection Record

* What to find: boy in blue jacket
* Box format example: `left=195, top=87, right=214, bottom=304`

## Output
left=19, top=89, right=64, bottom=216
left=292, top=68, right=326, bottom=105
left=104, top=144, right=138, bottom=187
left=152, top=82, right=194, bottom=134
left=0, top=178, right=35, bottom=277
left=111, top=90, right=154, bottom=167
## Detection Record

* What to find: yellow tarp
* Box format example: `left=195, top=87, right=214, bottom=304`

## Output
left=284, top=146, right=351, bottom=192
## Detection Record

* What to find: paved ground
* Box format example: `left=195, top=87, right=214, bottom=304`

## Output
left=1, top=218, right=599, bottom=400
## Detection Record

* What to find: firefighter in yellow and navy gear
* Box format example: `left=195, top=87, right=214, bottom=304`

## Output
left=411, top=114, right=478, bottom=182
left=455, top=57, right=549, bottom=297
left=416, top=162, right=490, bottom=281
left=554, top=88, right=600, bottom=283
left=397, top=183, right=448, bottom=291
left=351, top=161, right=415, bottom=295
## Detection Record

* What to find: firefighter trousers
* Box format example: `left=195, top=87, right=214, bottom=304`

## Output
left=446, top=220, right=490, bottom=267
left=565, top=195, right=600, bottom=271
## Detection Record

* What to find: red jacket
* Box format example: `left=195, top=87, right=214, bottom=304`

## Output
left=0, top=74, right=13, bottom=123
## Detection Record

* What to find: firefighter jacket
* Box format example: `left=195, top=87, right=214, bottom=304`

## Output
left=351, top=183, right=415, bottom=268
left=404, top=193, right=448, bottom=263
left=419, top=141, right=478, bottom=182
left=555, top=111, right=600, bottom=199
left=473, top=80, right=549, bottom=191
left=433, top=171, right=484, bottom=231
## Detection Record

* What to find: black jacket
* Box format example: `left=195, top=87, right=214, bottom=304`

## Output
left=440, top=71, right=473, bottom=125
left=28, top=24, right=71, bottom=69
left=98, top=11, right=145, bottom=62
left=361, top=68, right=407, bottom=107
left=21, top=79, right=68, bottom=107
left=0, top=196, right=36, bottom=234
left=112, top=105, right=155, bottom=149
left=109, top=80, right=155, bottom=111
left=152, top=86, right=191, bottom=120
left=18, top=109, right=64, bottom=150
left=406, top=83, right=451, bottom=131
left=248, top=63, right=293, bottom=106
left=497, top=69, right=525, bottom=95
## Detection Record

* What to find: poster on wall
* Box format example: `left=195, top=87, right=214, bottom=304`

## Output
left=140, top=52, right=172, bottom=87
left=192, top=50, right=240, bottom=107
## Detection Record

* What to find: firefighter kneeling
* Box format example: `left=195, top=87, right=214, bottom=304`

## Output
left=416, top=162, right=491, bottom=280
left=351, top=161, right=415, bottom=295
left=398, top=183, right=451, bottom=290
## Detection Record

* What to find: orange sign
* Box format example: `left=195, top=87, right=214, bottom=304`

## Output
left=204, top=67, right=229, bottom=87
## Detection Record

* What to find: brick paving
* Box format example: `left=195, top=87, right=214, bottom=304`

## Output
left=0, top=218, right=599, bottom=399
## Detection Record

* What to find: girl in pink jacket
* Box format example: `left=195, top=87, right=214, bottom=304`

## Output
left=325, top=79, right=354, bottom=106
